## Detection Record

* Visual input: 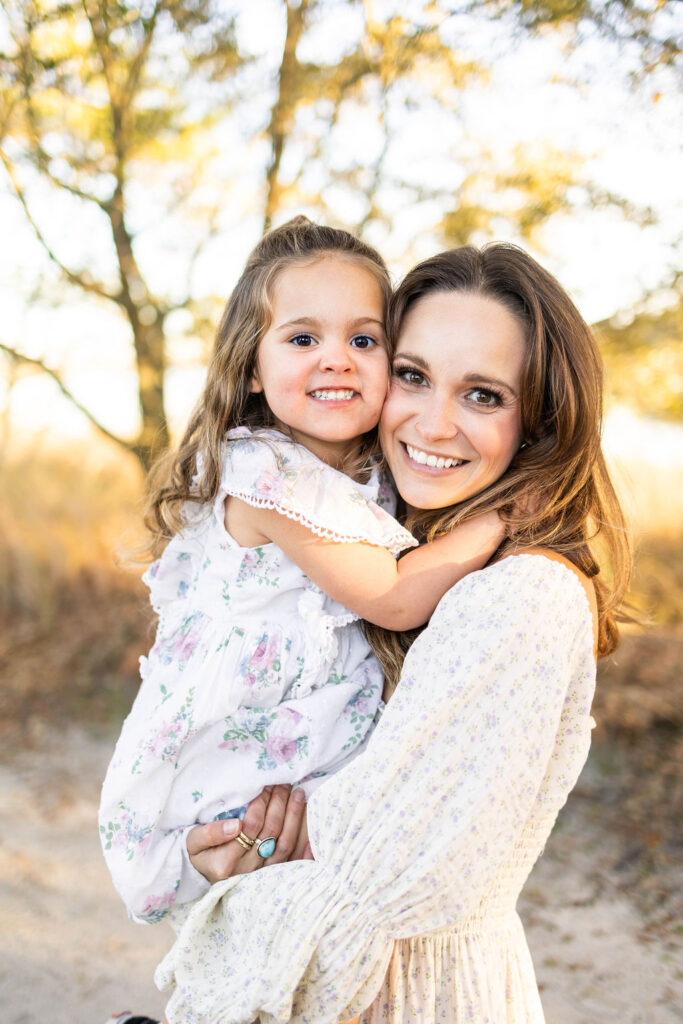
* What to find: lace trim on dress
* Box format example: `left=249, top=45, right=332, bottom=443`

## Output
left=225, top=490, right=414, bottom=550
left=218, top=427, right=418, bottom=558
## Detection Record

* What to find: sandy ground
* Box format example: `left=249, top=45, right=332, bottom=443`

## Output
left=1, top=722, right=681, bottom=1024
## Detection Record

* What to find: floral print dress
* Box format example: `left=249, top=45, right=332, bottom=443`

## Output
left=99, top=427, right=417, bottom=925
left=156, top=555, right=597, bottom=1024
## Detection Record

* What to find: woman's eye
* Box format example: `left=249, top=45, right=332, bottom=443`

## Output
left=467, top=388, right=502, bottom=407
left=394, top=365, right=427, bottom=387
left=350, top=334, right=377, bottom=350
left=289, top=333, right=316, bottom=347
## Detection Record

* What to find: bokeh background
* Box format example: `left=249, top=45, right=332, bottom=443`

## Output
left=0, top=1, right=681, bottom=1021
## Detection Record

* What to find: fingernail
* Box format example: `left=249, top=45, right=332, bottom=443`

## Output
left=292, top=788, right=306, bottom=804
left=263, top=785, right=273, bottom=794
left=222, top=820, right=240, bottom=838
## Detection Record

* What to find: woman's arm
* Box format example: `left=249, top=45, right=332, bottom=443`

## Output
left=226, top=497, right=505, bottom=630
left=158, top=554, right=596, bottom=1024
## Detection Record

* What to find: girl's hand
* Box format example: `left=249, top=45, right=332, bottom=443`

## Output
left=187, top=784, right=308, bottom=884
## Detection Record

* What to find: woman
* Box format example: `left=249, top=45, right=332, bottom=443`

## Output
left=153, top=242, right=630, bottom=1023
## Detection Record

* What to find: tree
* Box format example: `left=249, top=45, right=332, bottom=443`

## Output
left=1, top=0, right=244, bottom=466
left=1, top=0, right=679, bottom=466
left=596, top=277, right=683, bottom=422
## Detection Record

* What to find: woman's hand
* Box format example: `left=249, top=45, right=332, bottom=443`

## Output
left=187, top=784, right=311, bottom=885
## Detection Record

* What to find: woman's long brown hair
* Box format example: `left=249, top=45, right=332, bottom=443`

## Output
left=366, top=243, right=632, bottom=689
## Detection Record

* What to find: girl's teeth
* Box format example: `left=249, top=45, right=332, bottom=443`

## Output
left=406, top=444, right=463, bottom=469
left=310, top=389, right=355, bottom=401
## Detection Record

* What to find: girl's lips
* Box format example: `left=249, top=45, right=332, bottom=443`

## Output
left=308, top=388, right=359, bottom=403
left=402, top=442, right=468, bottom=472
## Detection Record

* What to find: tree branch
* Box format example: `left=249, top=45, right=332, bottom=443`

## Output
left=0, top=341, right=138, bottom=456
left=0, top=151, right=124, bottom=305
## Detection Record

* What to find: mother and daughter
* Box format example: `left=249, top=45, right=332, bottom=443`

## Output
left=100, top=216, right=630, bottom=1023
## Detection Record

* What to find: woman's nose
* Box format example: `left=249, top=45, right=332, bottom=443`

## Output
left=415, top=400, right=458, bottom=441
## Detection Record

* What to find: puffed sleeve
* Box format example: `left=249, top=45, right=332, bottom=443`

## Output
left=221, top=427, right=417, bottom=556
left=156, top=555, right=596, bottom=1023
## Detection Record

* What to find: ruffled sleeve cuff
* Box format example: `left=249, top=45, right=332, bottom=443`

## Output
left=156, top=860, right=392, bottom=1024
left=220, top=428, right=417, bottom=557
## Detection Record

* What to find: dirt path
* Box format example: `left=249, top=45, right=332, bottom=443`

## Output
left=1, top=723, right=681, bottom=1024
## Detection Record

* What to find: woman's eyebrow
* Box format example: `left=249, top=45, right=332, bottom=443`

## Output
left=462, top=372, right=518, bottom=397
left=393, top=352, right=430, bottom=370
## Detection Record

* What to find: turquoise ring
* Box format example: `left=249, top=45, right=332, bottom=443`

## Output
left=256, top=836, right=277, bottom=859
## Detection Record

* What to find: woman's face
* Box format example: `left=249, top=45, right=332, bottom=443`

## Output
left=379, top=290, right=525, bottom=512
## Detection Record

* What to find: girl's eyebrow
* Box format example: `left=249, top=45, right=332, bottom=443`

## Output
left=275, top=316, right=385, bottom=330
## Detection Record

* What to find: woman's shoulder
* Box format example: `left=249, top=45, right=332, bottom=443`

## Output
left=432, top=548, right=596, bottom=645
left=505, top=548, right=597, bottom=647
left=479, top=548, right=598, bottom=655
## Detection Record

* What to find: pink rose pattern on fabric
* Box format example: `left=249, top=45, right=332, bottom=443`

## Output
left=220, top=707, right=309, bottom=773
left=140, top=882, right=181, bottom=924
left=153, top=611, right=209, bottom=669
left=130, top=688, right=196, bottom=775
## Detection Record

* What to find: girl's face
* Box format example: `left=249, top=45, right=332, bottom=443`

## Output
left=380, top=290, right=525, bottom=512
left=251, top=256, right=389, bottom=467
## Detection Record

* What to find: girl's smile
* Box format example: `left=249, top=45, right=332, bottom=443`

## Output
left=251, top=257, right=389, bottom=467
left=380, top=290, right=525, bottom=511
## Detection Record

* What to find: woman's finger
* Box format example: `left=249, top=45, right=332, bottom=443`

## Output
left=234, top=783, right=292, bottom=869
left=265, top=788, right=306, bottom=864
left=239, top=785, right=273, bottom=844
left=186, top=818, right=241, bottom=857
left=259, top=783, right=292, bottom=842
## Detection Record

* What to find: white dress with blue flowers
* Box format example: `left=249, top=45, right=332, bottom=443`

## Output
left=156, top=555, right=597, bottom=1024
left=99, top=427, right=417, bottom=925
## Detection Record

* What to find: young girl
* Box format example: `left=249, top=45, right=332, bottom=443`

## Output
left=99, top=217, right=504, bottom=929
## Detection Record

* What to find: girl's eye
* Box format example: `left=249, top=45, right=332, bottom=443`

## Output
left=350, top=334, right=377, bottom=350
left=467, top=388, right=503, bottom=407
left=394, top=364, right=428, bottom=387
left=289, top=333, right=316, bottom=347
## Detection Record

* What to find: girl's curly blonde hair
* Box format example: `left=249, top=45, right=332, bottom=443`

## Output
left=142, top=216, right=391, bottom=558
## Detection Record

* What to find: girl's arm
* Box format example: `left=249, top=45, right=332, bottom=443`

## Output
left=225, top=497, right=505, bottom=630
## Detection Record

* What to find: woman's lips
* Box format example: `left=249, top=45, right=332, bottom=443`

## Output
left=402, top=442, right=467, bottom=472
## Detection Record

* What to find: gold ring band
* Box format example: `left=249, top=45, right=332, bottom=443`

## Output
left=234, top=832, right=256, bottom=851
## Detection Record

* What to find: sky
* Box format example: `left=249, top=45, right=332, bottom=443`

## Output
left=0, top=2, right=681, bottom=456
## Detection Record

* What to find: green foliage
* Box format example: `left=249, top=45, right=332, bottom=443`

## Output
left=480, top=0, right=681, bottom=75
left=598, top=287, right=683, bottom=421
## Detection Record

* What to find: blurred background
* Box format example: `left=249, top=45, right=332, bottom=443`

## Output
left=0, top=1, right=681, bottom=1020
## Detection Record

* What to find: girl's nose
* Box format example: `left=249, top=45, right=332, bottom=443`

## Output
left=415, top=399, right=458, bottom=442
left=319, top=339, right=354, bottom=373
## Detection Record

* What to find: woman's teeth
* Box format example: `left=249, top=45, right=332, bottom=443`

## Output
left=406, top=444, right=464, bottom=469
left=310, top=389, right=356, bottom=401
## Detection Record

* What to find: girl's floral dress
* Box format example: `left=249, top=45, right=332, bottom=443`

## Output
left=99, top=427, right=416, bottom=925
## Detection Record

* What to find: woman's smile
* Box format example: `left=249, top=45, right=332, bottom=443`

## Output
left=380, top=290, right=526, bottom=511
left=403, top=442, right=468, bottom=471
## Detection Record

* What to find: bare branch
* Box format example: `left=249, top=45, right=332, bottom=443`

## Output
left=122, top=1, right=164, bottom=110
left=0, top=152, right=124, bottom=305
left=0, top=341, right=138, bottom=456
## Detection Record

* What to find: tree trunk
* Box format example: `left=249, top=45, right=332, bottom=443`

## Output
left=263, top=0, right=310, bottom=232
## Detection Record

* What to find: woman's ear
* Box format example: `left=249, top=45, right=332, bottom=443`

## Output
left=250, top=369, right=263, bottom=394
